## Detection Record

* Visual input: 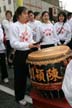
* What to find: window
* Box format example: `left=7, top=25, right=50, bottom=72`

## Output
left=3, top=6, right=6, bottom=12
left=8, top=0, right=11, bottom=4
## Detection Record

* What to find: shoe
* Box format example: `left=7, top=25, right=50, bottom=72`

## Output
left=3, top=78, right=9, bottom=83
left=18, top=99, right=27, bottom=106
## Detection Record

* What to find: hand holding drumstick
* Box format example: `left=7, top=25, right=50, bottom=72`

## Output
left=29, top=37, right=43, bottom=50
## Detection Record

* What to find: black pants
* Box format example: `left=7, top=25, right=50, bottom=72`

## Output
left=0, top=53, right=8, bottom=80
left=60, top=40, right=72, bottom=49
left=6, top=40, right=12, bottom=65
left=67, top=39, right=72, bottom=49
left=14, top=50, right=30, bottom=101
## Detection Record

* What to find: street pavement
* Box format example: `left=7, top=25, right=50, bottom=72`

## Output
left=0, top=67, right=33, bottom=108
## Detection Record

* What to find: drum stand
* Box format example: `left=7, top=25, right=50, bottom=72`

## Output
left=30, top=90, right=71, bottom=108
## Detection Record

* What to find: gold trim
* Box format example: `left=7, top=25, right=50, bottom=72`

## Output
left=31, top=81, right=62, bottom=90
left=31, top=81, right=62, bottom=86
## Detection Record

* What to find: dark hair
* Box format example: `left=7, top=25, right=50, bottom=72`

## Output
left=13, top=11, right=17, bottom=22
left=67, top=12, right=72, bottom=17
left=28, top=10, right=34, bottom=15
left=41, top=11, right=49, bottom=17
left=34, top=11, right=40, bottom=18
left=15, top=6, right=27, bottom=19
left=58, top=11, right=67, bottom=23
left=5, top=10, right=12, bottom=16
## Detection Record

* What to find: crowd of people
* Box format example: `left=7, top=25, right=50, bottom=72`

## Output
left=0, top=6, right=72, bottom=106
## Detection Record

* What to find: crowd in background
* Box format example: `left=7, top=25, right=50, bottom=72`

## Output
left=0, top=6, right=72, bottom=106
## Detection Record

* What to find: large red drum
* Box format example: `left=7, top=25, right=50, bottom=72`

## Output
left=27, top=45, right=72, bottom=98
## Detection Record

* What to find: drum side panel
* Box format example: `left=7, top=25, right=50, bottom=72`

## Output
left=28, top=61, right=66, bottom=91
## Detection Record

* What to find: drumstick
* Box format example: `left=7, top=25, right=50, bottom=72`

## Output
left=33, top=36, right=43, bottom=45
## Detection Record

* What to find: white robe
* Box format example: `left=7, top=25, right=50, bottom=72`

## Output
left=62, top=60, right=72, bottom=106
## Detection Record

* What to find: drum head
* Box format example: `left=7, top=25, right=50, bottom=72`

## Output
left=27, top=45, right=72, bottom=65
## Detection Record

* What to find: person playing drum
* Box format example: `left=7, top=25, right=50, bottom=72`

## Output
left=9, top=6, right=39, bottom=105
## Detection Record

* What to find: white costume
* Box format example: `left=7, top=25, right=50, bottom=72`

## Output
left=0, top=24, right=5, bottom=53
left=27, top=20, right=41, bottom=42
left=9, top=21, right=34, bottom=51
left=37, top=22, right=60, bottom=45
left=2, top=19, right=13, bottom=40
left=54, top=22, right=71, bottom=45
left=62, top=60, right=72, bottom=106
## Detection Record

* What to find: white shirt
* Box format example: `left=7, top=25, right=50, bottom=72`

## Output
left=67, top=18, right=72, bottom=38
left=62, top=60, right=72, bottom=106
left=54, top=22, right=71, bottom=44
left=9, top=21, right=34, bottom=51
left=37, top=22, right=59, bottom=45
left=27, top=20, right=41, bottom=42
left=0, top=24, right=5, bottom=53
left=2, top=19, right=13, bottom=40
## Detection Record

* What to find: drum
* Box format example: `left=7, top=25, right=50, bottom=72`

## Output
left=27, top=45, right=72, bottom=98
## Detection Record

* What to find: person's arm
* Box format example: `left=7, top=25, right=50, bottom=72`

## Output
left=9, top=24, right=39, bottom=50
left=2, top=20, right=10, bottom=30
left=0, top=25, right=4, bottom=43
left=9, top=24, right=31, bottom=50
left=35, top=25, right=44, bottom=43
left=53, top=24, right=61, bottom=45
left=64, top=23, right=71, bottom=45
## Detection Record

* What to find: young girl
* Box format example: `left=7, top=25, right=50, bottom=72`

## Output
left=54, top=11, right=71, bottom=47
left=2, top=10, right=13, bottom=68
left=28, top=10, right=41, bottom=42
left=37, top=11, right=60, bottom=49
left=9, top=7, right=39, bottom=105
left=34, top=11, right=40, bottom=20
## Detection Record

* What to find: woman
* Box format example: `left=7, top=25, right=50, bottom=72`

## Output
left=37, top=11, right=60, bottom=49
left=2, top=10, right=13, bottom=68
left=54, top=11, right=71, bottom=47
left=9, top=7, right=39, bottom=105
left=34, top=11, right=40, bottom=20
left=28, top=10, right=41, bottom=42
left=0, top=24, right=8, bottom=83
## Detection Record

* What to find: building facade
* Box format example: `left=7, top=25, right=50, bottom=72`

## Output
left=0, top=0, right=14, bottom=21
left=42, top=0, right=59, bottom=7
left=0, top=0, right=60, bottom=21
left=16, top=0, right=60, bottom=20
